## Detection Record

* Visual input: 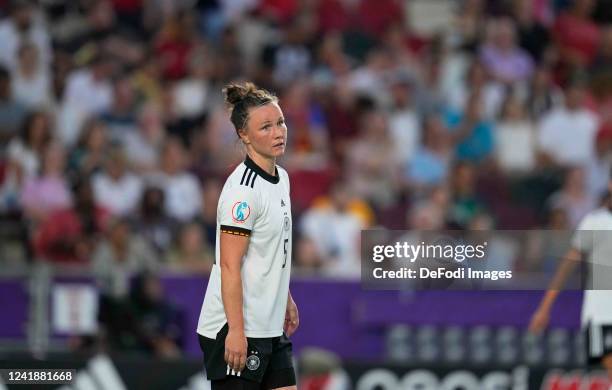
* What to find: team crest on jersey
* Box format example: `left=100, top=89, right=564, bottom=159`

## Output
left=246, top=354, right=260, bottom=371
left=232, top=201, right=251, bottom=223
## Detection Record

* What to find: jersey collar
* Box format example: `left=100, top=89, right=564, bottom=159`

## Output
left=244, top=155, right=280, bottom=184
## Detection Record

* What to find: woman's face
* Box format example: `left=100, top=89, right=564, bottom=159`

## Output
left=240, top=102, right=287, bottom=159
left=29, top=114, right=49, bottom=146
left=87, top=124, right=107, bottom=151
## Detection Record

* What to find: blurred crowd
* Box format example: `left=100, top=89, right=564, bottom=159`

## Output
left=1, top=0, right=612, bottom=287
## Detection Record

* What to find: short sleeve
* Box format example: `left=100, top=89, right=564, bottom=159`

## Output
left=572, top=215, right=593, bottom=254
left=218, top=184, right=259, bottom=237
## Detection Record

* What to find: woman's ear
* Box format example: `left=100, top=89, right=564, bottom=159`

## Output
left=238, top=128, right=250, bottom=145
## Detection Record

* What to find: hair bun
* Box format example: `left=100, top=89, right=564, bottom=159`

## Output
left=223, top=82, right=258, bottom=107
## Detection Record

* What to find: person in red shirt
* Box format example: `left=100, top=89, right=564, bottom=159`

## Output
left=33, top=178, right=110, bottom=264
left=153, top=14, right=194, bottom=80
left=554, top=0, right=601, bottom=68
left=356, top=0, right=403, bottom=39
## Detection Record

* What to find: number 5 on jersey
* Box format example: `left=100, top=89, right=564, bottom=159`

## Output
left=283, top=238, right=288, bottom=268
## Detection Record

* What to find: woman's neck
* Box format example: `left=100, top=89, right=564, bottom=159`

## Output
left=247, top=151, right=276, bottom=176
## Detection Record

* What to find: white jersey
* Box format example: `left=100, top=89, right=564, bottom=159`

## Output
left=197, top=156, right=292, bottom=338
left=571, top=208, right=612, bottom=325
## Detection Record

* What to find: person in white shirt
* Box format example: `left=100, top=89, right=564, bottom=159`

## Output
left=299, top=181, right=364, bottom=278
left=0, top=1, right=51, bottom=72
left=537, top=82, right=599, bottom=168
left=57, top=56, right=113, bottom=146
left=197, top=82, right=298, bottom=389
left=92, top=148, right=143, bottom=216
left=10, top=42, right=53, bottom=109
left=147, top=138, right=201, bottom=222
left=530, top=170, right=612, bottom=383
left=495, top=95, right=536, bottom=174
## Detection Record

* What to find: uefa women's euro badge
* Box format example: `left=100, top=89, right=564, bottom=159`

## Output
left=232, top=201, right=251, bottom=223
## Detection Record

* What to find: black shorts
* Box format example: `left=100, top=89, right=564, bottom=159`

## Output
left=585, top=323, right=612, bottom=365
left=198, top=324, right=296, bottom=389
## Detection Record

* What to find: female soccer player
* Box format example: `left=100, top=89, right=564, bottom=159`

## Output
left=530, top=171, right=612, bottom=387
left=197, top=82, right=299, bottom=390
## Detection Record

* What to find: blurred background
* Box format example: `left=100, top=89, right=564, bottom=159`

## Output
left=0, top=0, right=611, bottom=388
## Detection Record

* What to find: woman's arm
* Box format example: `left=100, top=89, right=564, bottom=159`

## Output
left=529, top=248, right=582, bottom=333
left=220, top=232, right=250, bottom=373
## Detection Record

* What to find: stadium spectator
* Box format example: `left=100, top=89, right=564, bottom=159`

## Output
left=446, top=90, right=495, bottom=164
left=554, top=0, right=601, bottom=69
left=128, top=273, right=183, bottom=358
left=346, top=110, right=400, bottom=208
left=514, top=0, right=551, bottom=64
left=537, top=81, right=599, bottom=168
left=92, top=217, right=159, bottom=299
left=0, top=111, right=51, bottom=211
left=171, top=47, right=212, bottom=123
left=299, top=181, right=364, bottom=277
left=547, top=166, right=597, bottom=228
left=165, top=222, right=213, bottom=274
left=321, top=81, right=360, bottom=160
left=0, top=0, right=52, bottom=72
left=10, top=42, right=53, bottom=109
left=122, top=102, right=165, bottom=173
left=480, top=18, right=534, bottom=84
left=270, top=14, right=315, bottom=85
left=99, top=75, right=138, bottom=143
left=32, top=178, right=110, bottom=264
left=153, top=14, right=194, bottom=81
left=356, top=0, right=403, bottom=39
left=451, top=0, right=486, bottom=50
left=446, top=60, right=504, bottom=121
left=494, top=95, right=537, bottom=174
left=347, top=47, right=392, bottom=107
left=98, top=272, right=184, bottom=357
left=0, top=66, right=27, bottom=149
left=67, top=119, right=109, bottom=179
left=92, top=147, right=143, bottom=216
left=448, top=161, right=487, bottom=228
left=388, top=76, right=420, bottom=167
left=407, top=186, right=450, bottom=230
left=147, top=137, right=201, bottom=222
left=405, top=114, right=452, bottom=190
left=280, top=79, right=329, bottom=170
left=20, top=142, right=72, bottom=222
left=130, top=186, right=178, bottom=254
left=57, top=54, right=114, bottom=146
left=525, top=66, right=563, bottom=120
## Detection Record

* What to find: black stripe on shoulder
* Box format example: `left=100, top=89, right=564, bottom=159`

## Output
left=240, top=167, right=249, bottom=185
left=220, top=225, right=251, bottom=237
left=243, top=169, right=254, bottom=187
left=250, top=172, right=257, bottom=188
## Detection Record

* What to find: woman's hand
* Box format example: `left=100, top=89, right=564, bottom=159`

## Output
left=284, top=296, right=299, bottom=337
left=225, top=328, right=247, bottom=374
left=528, top=305, right=550, bottom=334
